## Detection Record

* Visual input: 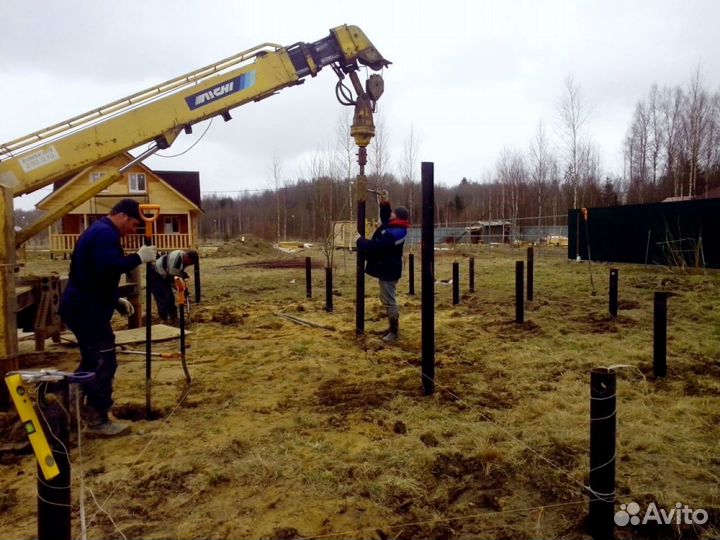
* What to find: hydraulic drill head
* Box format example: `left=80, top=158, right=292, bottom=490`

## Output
left=350, top=95, right=375, bottom=149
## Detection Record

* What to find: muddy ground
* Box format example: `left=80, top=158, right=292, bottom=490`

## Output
left=1, top=239, right=718, bottom=539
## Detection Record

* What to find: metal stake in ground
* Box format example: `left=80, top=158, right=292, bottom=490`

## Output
left=527, top=246, right=534, bottom=301
left=589, top=367, right=617, bottom=540
left=408, top=253, right=415, bottom=295
left=350, top=74, right=376, bottom=337
left=193, top=257, right=201, bottom=304
left=583, top=208, right=597, bottom=296
left=325, top=267, right=333, bottom=312
left=469, top=257, right=475, bottom=293
left=609, top=268, right=619, bottom=317
left=174, top=277, right=191, bottom=385
left=421, top=162, right=435, bottom=396
left=305, top=256, right=312, bottom=298
left=452, top=262, right=460, bottom=305
left=139, top=203, right=160, bottom=420
left=654, top=291, right=669, bottom=377
left=515, top=261, right=524, bottom=324
left=37, top=378, right=71, bottom=540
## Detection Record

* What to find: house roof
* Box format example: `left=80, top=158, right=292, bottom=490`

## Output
left=36, top=153, right=202, bottom=212
left=153, top=171, right=202, bottom=209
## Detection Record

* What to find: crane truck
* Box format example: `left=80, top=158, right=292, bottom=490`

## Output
left=0, top=24, right=390, bottom=403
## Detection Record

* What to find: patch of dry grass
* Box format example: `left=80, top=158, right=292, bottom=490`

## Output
left=1, top=245, right=718, bottom=539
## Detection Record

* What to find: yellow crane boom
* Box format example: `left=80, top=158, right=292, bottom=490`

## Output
left=0, top=24, right=389, bottom=407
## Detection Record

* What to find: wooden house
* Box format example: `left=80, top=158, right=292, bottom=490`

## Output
left=36, top=152, right=203, bottom=257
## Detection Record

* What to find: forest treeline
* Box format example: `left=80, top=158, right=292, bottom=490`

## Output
left=200, top=71, right=720, bottom=243
left=14, top=72, right=720, bottom=247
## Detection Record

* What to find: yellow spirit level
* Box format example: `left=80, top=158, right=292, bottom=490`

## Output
left=4, top=374, right=60, bottom=480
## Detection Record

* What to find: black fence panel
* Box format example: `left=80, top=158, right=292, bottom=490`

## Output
left=568, top=198, right=720, bottom=268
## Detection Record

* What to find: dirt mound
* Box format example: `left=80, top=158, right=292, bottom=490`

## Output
left=208, top=235, right=275, bottom=258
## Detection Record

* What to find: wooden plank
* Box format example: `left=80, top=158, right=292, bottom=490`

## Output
left=62, top=324, right=190, bottom=345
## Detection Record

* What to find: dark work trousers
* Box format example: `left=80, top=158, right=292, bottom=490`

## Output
left=150, top=273, right=177, bottom=321
left=61, top=307, right=117, bottom=418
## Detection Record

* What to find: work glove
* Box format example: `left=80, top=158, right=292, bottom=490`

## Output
left=116, top=298, right=135, bottom=317
left=137, top=244, right=158, bottom=264
left=375, top=189, right=389, bottom=206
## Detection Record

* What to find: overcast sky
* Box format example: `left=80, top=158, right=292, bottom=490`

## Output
left=3, top=0, right=719, bottom=210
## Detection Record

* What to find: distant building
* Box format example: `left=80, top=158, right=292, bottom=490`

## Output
left=662, top=186, right=720, bottom=203
left=466, top=220, right=512, bottom=244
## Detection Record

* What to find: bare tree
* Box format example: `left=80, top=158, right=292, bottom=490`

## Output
left=683, top=67, right=710, bottom=197
left=558, top=75, right=591, bottom=208
left=496, top=147, right=525, bottom=226
left=305, top=142, right=340, bottom=267
left=648, top=85, right=663, bottom=186
left=703, top=91, right=720, bottom=197
left=270, top=152, right=283, bottom=242
left=625, top=100, right=650, bottom=202
left=528, top=121, right=553, bottom=238
left=368, top=112, right=391, bottom=186
left=334, top=109, right=356, bottom=220
left=399, top=125, right=421, bottom=223
left=659, top=85, right=684, bottom=197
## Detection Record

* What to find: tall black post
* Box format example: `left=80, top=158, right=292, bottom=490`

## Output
left=38, top=380, right=71, bottom=540
left=178, top=289, right=190, bottom=385
left=452, top=262, right=460, bottom=305
left=527, top=247, right=534, bottom=301
left=421, top=162, right=435, bottom=396
left=589, top=368, right=617, bottom=540
left=325, top=267, right=333, bottom=312
left=193, top=258, right=201, bottom=304
left=356, top=179, right=366, bottom=335
left=653, top=292, right=669, bottom=377
left=609, top=268, right=619, bottom=318
left=469, top=257, right=475, bottom=293
left=305, top=256, right=312, bottom=298
left=145, top=240, right=153, bottom=419
left=408, top=253, right=415, bottom=295
left=515, top=261, right=524, bottom=324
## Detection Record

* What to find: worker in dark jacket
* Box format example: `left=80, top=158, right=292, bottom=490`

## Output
left=60, top=199, right=157, bottom=437
left=150, top=249, right=199, bottom=321
left=356, top=191, right=410, bottom=342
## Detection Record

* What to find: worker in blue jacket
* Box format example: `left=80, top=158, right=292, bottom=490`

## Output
left=356, top=190, right=410, bottom=342
left=60, top=199, right=157, bottom=437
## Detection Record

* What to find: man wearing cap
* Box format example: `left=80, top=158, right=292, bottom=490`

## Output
left=60, top=198, right=158, bottom=437
left=150, top=249, right=199, bottom=321
left=356, top=191, right=410, bottom=343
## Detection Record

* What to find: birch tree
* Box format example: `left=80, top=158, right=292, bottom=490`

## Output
left=399, top=125, right=421, bottom=223
left=528, top=121, right=553, bottom=235
left=558, top=76, right=591, bottom=208
left=683, top=67, right=710, bottom=197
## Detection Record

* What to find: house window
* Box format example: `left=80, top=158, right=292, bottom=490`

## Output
left=129, top=173, right=147, bottom=193
left=164, top=216, right=181, bottom=234
left=90, top=172, right=109, bottom=193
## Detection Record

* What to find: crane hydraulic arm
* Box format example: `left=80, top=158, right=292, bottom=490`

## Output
left=0, top=24, right=389, bottom=197
left=0, top=24, right=389, bottom=408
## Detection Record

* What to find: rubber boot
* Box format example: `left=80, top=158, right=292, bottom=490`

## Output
left=382, top=317, right=399, bottom=343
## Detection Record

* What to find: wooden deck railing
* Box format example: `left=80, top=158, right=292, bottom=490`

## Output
left=50, top=233, right=191, bottom=254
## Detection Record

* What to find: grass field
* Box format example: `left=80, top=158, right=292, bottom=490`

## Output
left=1, top=239, right=718, bottom=539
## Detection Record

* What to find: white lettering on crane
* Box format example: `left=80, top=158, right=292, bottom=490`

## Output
left=185, top=71, right=255, bottom=110
left=194, top=81, right=235, bottom=107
